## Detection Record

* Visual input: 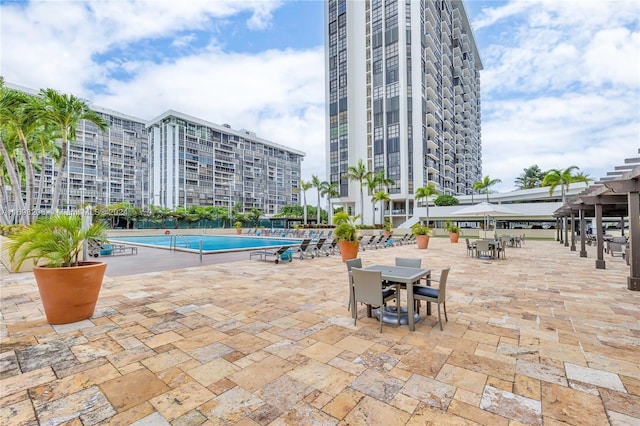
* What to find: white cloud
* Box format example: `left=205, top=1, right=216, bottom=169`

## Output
left=474, top=0, right=640, bottom=192
left=1, top=0, right=639, bottom=206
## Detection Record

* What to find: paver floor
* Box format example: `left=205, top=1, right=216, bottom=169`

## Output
left=1, top=237, right=638, bottom=425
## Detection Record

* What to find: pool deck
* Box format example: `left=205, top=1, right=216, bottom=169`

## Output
left=1, top=238, right=639, bottom=425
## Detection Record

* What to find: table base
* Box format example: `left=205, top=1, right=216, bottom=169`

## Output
left=373, top=306, right=420, bottom=325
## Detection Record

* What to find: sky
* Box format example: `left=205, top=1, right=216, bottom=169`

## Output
left=1, top=0, right=639, bottom=205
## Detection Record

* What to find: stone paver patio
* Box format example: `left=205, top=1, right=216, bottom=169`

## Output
left=1, top=237, right=638, bottom=425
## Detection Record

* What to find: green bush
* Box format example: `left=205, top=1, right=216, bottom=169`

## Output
left=434, top=194, right=459, bottom=206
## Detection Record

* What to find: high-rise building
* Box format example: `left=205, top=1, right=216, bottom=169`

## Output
left=325, top=0, right=482, bottom=224
left=4, top=84, right=303, bottom=217
left=147, top=110, right=305, bottom=214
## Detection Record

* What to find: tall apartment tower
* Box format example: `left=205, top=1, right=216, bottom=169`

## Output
left=325, top=0, right=482, bottom=224
left=147, top=111, right=305, bottom=214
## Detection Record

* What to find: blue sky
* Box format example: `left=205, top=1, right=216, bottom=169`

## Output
left=1, top=0, right=639, bottom=203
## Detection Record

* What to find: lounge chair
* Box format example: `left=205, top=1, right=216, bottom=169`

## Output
left=293, top=238, right=314, bottom=259
left=360, top=235, right=375, bottom=251
left=320, top=239, right=338, bottom=256
left=249, top=246, right=293, bottom=264
left=310, top=238, right=327, bottom=257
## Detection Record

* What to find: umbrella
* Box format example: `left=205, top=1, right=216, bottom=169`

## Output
left=451, top=202, right=518, bottom=238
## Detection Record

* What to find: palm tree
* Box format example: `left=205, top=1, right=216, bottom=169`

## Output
left=294, top=179, right=312, bottom=225
left=415, top=183, right=439, bottom=228
left=373, top=190, right=391, bottom=226
left=365, top=173, right=378, bottom=226
left=36, top=88, right=107, bottom=212
left=542, top=166, right=590, bottom=245
left=473, top=176, right=502, bottom=202
left=542, top=166, right=589, bottom=203
left=319, top=181, right=339, bottom=224
left=0, top=86, right=35, bottom=223
left=347, top=159, right=371, bottom=225
left=310, top=174, right=323, bottom=225
left=514, top=165, right=545, bottom=190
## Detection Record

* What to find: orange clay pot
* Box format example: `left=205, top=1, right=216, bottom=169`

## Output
left=416, top=235, right=430, bottom=249
left=339, top=241, right=360, bottom=262
left=33, top=261, right=107, bottom=324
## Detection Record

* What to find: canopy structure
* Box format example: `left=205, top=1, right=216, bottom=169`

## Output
left=552, top=150, right=639, bottom=291
left=452, top=202, right=518, bottom=237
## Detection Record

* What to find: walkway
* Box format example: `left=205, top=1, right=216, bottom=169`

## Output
left=1, top=238, right=638, bottom=425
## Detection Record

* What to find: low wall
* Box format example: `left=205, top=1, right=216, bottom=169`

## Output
left=1, top=235, right=52, bottom=273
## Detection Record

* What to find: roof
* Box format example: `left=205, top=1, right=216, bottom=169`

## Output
left=554, top=150, right=640, bottom=218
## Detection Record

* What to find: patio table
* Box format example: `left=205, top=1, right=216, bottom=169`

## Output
left=362, top=264, right=431, bottom=331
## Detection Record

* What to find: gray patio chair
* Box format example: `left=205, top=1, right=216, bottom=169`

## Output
left=497, top=240, right=507, bottom=259
left=465, top=238, right=477, bottom=257
left=475, top=240, right=492, bottom=258
left=350, top=268, right=398, bottom=333
left=412, top=266, right=451, bottom=331
left=345, top=258, right=362, bottom=313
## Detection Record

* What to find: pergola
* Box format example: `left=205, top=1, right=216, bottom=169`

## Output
left=553, top=151, right=639, bottom=291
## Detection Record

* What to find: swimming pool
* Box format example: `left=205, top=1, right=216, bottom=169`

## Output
left=110, top=235, right=302, bottom=254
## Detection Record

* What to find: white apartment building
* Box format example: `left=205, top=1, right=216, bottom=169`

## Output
left=325, top=0, right=482, bottom=224
left=5, top=84, right=303, bottom=216
left=147, top=111, right=305, bottom=213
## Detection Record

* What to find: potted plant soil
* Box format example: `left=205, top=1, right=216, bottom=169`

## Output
left=6, top=214, right=109, bottom=324
left=333, top=212, right=360, bottom=262
left=411, top=222, right=432, bottom=249
left=444, top=220, right=461, bottom=243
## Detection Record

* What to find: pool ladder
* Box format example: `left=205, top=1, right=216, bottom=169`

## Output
left=170, top=234, right=191, bottom=251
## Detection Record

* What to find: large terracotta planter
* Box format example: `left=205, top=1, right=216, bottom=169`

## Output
left=236, top=228, right=242, bottom=235
left=338, top=241, right=360, bottom=262
left=449, top=232, right=459, bottom=243
left=33, top=261, right=107, bottom=325
left=416, top=235, right=430, bottom=249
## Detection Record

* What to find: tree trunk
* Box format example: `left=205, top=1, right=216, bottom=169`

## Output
left=51, top=139, right=68, bottom=213
left=0, top=138, right=27, bottom=224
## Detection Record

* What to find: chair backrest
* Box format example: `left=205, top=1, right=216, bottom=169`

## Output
left=437, top=267, right=451, bottom=301
left=475, top=240, right=489, bottom=251
left=346, top=258, right=363, bottom=273
left=351, top=268, right=383, bottom=307
left=300, top=239, right=311, bottom=249
left=395, top=257, right=421, bottom=268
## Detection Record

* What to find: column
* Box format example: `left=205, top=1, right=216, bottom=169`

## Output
left=570, top=212, right=576, bottom=251
left=579, top=208, right=587, bottom=257
left=595, top=203, right=605, bottom=269
left=628, top=191, right=639, bottom=290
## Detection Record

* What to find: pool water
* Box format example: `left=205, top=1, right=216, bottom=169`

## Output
left=111, top=235, right=302, bottom=253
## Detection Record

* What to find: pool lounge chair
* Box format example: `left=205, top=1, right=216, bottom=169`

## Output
left=249, top=246, right=293, bottom=264
left=293, top=239, right=315, bottom=259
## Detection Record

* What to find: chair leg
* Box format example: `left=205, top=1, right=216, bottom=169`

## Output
left=443, top=301, right=448, bottom=322
left=437, top=303, right=443, bottom=331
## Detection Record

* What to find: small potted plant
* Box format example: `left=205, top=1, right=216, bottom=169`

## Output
left=234, top=221, right=243, bottom=235
left=333, top=212, right=360, bottom=261
left=6, top=214, right=109, bottom=324
left=411, top=222, right=432, bottom=249
left=382, top=219, right=393, bottom=238
left=444, top=220, right=461, bottom=243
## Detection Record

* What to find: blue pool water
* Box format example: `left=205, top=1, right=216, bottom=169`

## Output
left=111, top=235, right=302, bottom=253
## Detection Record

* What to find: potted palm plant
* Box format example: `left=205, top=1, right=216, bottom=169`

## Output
left=411, top=222, right=432, bottom=249
left=333, top=212, right=360, bottom=261
left=382, top=219, right=393, bottom=238
left=444, top=220, right=461, bottom=243
left=6, top=214, right=109, bottom=324
left=234, top=221, right=243, bottom=235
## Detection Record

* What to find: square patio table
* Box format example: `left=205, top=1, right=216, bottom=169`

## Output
left=362, top=264, right=431, bottom=331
